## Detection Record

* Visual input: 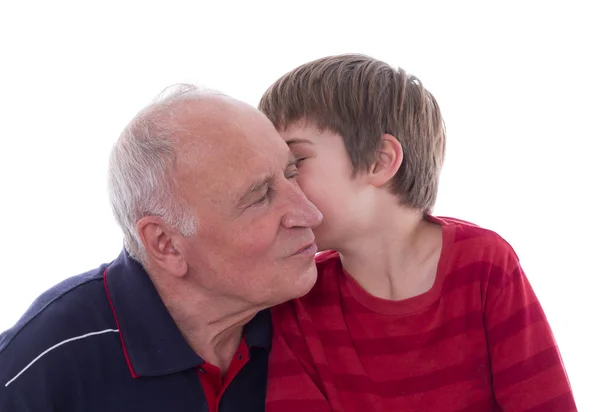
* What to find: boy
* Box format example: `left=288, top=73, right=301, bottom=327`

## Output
left=258, top=54, right=576, bottom=411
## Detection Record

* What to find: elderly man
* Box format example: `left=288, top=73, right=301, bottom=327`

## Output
left=0, top=85, right=322, bottom=412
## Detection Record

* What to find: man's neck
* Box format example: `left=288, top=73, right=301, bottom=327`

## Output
left=173, top=302, right=257, bottom=373
left=339, top=205, right=442, bottom=301
left=150, top=274, right=259, bottom=374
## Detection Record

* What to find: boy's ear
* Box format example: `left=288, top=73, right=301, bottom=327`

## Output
left=369, top=134, right=403, bottom=187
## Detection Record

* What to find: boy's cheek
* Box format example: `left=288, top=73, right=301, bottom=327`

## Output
left=296, top=176, right=324, bottom=207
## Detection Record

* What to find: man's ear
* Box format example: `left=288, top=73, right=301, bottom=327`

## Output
left=369, top=134, right=403, bottom=187
left=136, top=216, right=188, bottom=277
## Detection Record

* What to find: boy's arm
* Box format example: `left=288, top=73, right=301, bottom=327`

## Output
left=484, top=260, right=577, bottom=411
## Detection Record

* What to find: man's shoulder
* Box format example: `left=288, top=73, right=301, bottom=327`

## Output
left=0, top=262, right=119, bottom=389
left=0, top=264, right=110, bottom=353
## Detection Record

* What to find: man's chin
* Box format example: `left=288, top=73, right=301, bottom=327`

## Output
left=296, top=264, right=318, bottom=297
left=279, top=264, right=318, bottom=303
left=263, top=263, right=318, bottom=308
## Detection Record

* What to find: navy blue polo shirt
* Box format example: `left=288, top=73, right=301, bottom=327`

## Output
left=0, top=249, right=271, bottom=411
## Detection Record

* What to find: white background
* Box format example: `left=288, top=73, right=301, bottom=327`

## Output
left=1, top=1, right=598, bottom=409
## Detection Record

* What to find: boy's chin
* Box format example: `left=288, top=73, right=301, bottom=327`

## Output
left=314, top=238, right=332, bottom=253
left=313, top=227, right=339, bottom=252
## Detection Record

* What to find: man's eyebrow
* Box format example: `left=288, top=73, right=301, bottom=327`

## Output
left=236, top=155, right=297, bottom=208
left=285, top=138, right=313, bottom=146
left=236, top=175, right=272, bottom=208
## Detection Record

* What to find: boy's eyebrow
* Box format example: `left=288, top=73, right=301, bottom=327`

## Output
left=285, top=138, right=313, bottom=145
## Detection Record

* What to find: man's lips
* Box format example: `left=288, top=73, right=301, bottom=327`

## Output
left=291, top=241, right=318, bottom=256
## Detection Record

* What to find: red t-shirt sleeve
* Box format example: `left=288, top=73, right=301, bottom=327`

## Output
left=483, top=249, right=576, bottom=411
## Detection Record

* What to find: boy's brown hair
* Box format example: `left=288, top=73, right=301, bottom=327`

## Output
left=258, top=54, right=446, bottom=213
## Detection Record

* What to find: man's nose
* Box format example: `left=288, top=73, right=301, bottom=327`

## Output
left=281, top=185, right=323, bottom=229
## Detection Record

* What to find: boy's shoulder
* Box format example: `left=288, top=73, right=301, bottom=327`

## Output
left=431, top=216, right=525, bottom=295
left=308, top=250, right=343, bottom=292
left=315, top=249, right=341, bottom=265
left=315, top=250, right=344, bottom=276
left=314, top=216, right=519, bottom=267
left=310, top=216, right=523, bottom=295
left=432, top=215, right=518, bottom=257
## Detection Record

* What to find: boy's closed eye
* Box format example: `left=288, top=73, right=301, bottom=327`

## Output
left=295, top=157, right=307, bottom=166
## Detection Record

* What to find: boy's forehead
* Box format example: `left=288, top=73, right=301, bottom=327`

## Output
left=281, top=123, right=318, bottom=141
left=281, top=122, right=338, bottom=146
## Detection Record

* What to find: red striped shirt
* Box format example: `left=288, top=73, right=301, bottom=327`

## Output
left=266, top=216, right=576, bottom=411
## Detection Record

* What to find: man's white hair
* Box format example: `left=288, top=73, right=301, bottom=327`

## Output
left=107, top=83, right=224, bottom=262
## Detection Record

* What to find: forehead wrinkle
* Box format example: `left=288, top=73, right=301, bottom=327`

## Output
left=172, top=98, right=293, bottom=212
left=169, top=107, right=248, bottom=211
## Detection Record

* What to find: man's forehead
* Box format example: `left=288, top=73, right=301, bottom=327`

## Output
left=177, top=101, right=237, bottom=136
left=169, top=96, right=293, bottom=197
left=179, top=129, right=291, bottom=202
left=174, top=104, right=254, bottom=160
left=231, top=148, right=295, bottom=194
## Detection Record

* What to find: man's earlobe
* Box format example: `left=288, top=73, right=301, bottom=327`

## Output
left=136, top=217, right=188, bottom=277
left=370, top=134, right=403, bottom=187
